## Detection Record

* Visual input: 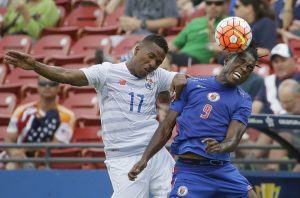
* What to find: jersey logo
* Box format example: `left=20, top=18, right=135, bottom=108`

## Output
left=118, top=79, right=127, bottom=86
left=207, top=92, right=220, bottom=102
left=177, top=185, right=188, bottom=197
left=145, top=78, right=156, bottom=90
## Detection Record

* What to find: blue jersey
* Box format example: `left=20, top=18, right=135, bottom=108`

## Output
left=170, top=76, right=252, bottom=161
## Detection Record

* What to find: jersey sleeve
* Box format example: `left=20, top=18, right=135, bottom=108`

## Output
left=169, top=79, right=190, bottom=113
left=157, top=68, right=177, bottom=92
left=80, top=63, right=111, bottom=90
left=231, top=93, right=252, bottom=126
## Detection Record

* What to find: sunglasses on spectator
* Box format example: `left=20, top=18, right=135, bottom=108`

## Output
left=38, top=81, right=59, bottom=87
left=206, top=1, right=224, bottom=6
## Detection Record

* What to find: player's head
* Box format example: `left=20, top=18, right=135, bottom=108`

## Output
left=221, top=43, right=258, bottom=85
left=278, top=79, right=300, bottom=114
left=37, top=75, right=59, bottom=100
left=270, top=43, right=297, bottom=80
left=130, top=34, right=168, bottom=78
left=205, top=0, right=228, bottom=19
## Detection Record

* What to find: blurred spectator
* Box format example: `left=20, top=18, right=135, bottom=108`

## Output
left=0, top=0, right=10, bottom=7
left=0, top=0, right=59, bottom=40
left=168, top=0, right=228, bottom=67
left=252, top=43, right=300, bottom=161
left=240, top=72, right=264, bottom=101
left=252, top=43, right=300, bottom=114
left=264, top=79, right=300, bottom=171
left=176, top=0, right=203, bottom=16
left=234, top=0, right=277, bottom=56
left=273, top=0, right=300, bottom=43
left=97, top=0, right=124, bottom=14
left=120, top=0, right=179, bottom=35
left=3, top=76, right=75, bottom=170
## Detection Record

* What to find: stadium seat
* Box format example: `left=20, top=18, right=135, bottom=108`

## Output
left=63, top=86, right=96, bottom=100
left=186, top=64, right=223, bottom=76
left=61, top=63, right=87, bottom=69
left=72, top=0, right=99, bottom=8
left=0, top=84, right=22, bottom=103
left=19, top=93, right=39, bottom=105
left=44, top=55, right=85, bottom=65
left=0, top=35, right=32, bottom=62
left=0, top=117, right=9, bottom=143
left=110, top=35, right=145, bottom=59
left=99, top=6, right=124, bottom=34
left=55, top=0, right=72, bottom=15
left=69, top=35, right=112, bottom=57
left=30, top=34, right=72, bottom=62
left=63, top=5, right=104, bottom=28
left=5, top=68, right=38, bottom=86
left=0, top=92, right=17, bottom=118
left=289, top=39, right=300, bottom=58
left=36, top=148, right=83, bottom=169
left=41, top=27, right=79, bottom=44
left=63, top=92, right=99, bottom=117
left=75, top=115, right=101, bottom=128
left=71, top=127, right=102, bottom=143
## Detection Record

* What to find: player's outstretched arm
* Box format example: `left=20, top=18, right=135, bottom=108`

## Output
left=203, top=120, right=246, bottom=153
left=128, top=110, right=179, bottom=181
left=4, top=50, right=88, bottom=86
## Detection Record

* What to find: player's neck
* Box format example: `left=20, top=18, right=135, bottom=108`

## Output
left=126, top=60, right=139, bottom=78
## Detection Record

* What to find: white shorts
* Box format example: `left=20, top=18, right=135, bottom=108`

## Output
left=105, top=147, right=175, bottom=198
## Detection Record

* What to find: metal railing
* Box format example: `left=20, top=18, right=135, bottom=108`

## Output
left=0, top=143, right=299, bottom=168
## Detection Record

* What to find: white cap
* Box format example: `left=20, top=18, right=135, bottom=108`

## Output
left=270, top=43, right=293, bottom=60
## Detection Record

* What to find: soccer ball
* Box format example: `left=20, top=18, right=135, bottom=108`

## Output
left=215, top=17, right=252, bottom=53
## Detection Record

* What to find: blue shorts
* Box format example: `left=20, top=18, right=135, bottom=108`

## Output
left=170, top=159, right=253, bottom=198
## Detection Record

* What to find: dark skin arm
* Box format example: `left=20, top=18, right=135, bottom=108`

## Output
left=4, top=50, right=88, bottom=86
left=203, top=120, right=247, bottom=153
left=128, top=110, right=179, bottom=181
left=170, top=74, right=187, bottom=99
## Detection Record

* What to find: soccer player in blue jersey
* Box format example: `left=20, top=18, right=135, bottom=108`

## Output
left=128, top=43, right=259, bottom=198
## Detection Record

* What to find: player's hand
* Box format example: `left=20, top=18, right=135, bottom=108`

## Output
left=202, top=138, right=223, bottom=153
left=128, top=159, right=148, bottom=181
left=4, top=50, right=37, bottom=70
left=171, top=73, right=187, bottom=100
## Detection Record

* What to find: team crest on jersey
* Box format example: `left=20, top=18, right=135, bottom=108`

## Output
left=118, top=79, right=127, bottom=86
left=145, top=78, right=156, bottom=90
left=177, top=185, right=188, bottom=196
left=207, top=92, right=220, bottom=102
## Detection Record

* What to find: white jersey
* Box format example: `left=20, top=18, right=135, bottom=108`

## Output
left=80, top=62, right=176, bottom=159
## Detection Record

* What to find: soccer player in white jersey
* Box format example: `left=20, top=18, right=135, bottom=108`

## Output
left=4, top=34, right=187, bottom=198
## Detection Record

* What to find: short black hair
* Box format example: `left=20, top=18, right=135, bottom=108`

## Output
left=227, top=41, right=258, bottom=62
left=244, top=42, right=258, bottom=62
left=142, top=34, right=169, bottom=54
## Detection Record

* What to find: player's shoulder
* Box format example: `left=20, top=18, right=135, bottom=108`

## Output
left=187, top=76, right=213, bottom=84
left=237, top=87, right=251, bottom=101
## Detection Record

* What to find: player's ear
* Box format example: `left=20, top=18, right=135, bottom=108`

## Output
left=133, top=44, right=142, bottom=55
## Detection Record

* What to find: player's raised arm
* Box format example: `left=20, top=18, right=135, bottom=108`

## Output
left=128, top=110, right=179, bottom=181
left=4, top=50, right=88, bottom=86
